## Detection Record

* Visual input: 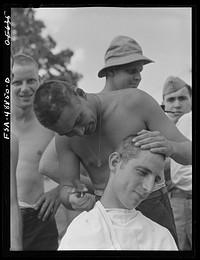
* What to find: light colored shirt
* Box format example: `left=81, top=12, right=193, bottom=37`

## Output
left=58, top=201, right=178, bottom=250
left=19, top=201, right=36, bottom=209
left=170, top=112, right=192, bottom=192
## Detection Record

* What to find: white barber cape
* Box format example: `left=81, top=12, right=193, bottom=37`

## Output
left=58, top=201, right=178, bottom=250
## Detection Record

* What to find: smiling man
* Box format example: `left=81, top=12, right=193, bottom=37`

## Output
left=98, top=35, right=153, bottom=92
left=98, top=35, right=179, bottom=247
left=11, top=54, right=60, bottom=250
left=58, top=135, right=178, bottom=250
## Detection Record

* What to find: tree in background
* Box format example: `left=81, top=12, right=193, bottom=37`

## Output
left=11, top=8, right=82, bottom=86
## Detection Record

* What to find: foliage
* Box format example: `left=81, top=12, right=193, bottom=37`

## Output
left=11, top=8, right=82, bottom=86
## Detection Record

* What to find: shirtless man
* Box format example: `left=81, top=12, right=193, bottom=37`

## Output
left=11, top=54, right=60, bottom=250
left=98, top=35, right=178, bottom=244
left=10, top=133, right=22, bottom=251
left=33, top=80, right=191, bottom=215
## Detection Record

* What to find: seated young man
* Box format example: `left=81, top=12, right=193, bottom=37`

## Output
left=58, top=135, right=178, bottom=250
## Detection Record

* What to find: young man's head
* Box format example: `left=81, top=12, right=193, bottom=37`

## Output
left=101, top=135, right=165, bottom=209
left=98, top=35, right=153, bottom=90
left=11, top=54, right=40, bottom=109
left=33, top=80, right=98, bottom=137
left=162, top=76, right=192, bottom=124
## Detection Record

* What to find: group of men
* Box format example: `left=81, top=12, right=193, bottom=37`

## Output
left=10, top=35, right=192, bottom=251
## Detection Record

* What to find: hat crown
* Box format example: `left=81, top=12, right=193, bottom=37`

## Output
left=98, top=35, right=153, bottom=78
left=105, top=35, right=143, bottom=61
left=163, top=76, right=187, bottom=96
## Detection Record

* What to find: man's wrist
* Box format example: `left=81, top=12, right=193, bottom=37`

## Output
left=170, top=141, right=178, bottom=159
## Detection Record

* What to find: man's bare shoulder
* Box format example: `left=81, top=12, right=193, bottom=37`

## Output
left=101, top=88, right=156, bottom=110
left=104, top=88, right=152, bottom=101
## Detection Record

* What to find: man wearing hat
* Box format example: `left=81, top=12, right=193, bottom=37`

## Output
left=98, top=35, right=153, bottom=91
left=162, top=76, right=192, bottom=250
left=162, top=76, right=192, bottom=124
left=97, top=35, right=179, bottom=247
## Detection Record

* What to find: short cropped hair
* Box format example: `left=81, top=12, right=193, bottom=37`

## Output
left=114, top=135, right=142, bottom=168
left=33, top=80, right=77, bottom=128
left=13, top=53, right=39, bottom=70
left=115, top=135, right=165, bottom=169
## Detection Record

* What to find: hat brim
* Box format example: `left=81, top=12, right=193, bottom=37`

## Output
left=98, top=54, right=154, bottom=78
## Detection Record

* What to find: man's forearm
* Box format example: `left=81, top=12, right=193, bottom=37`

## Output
left=60, top=185, right=75, bottom=210
left=170, top=140, right=192, bottom=165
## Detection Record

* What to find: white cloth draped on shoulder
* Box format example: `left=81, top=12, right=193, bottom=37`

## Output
left=58, top=201, right=178, bottom=250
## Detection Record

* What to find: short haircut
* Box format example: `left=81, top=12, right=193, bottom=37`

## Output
left=114, top=135, right=142, bottom=168
left=33, top=80, right=77, bottom=128
left=13, top=53, right=39, bottom=70
left=115, top=134, right=165, bottom=169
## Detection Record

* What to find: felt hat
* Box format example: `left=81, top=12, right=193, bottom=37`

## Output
left=98, top=35, right=153, bottom=78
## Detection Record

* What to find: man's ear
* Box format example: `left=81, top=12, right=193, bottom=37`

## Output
left=38, top=75, right=43, bottom=85
left=74, top=87, right=87, bottom=100
left=107, top=68, right=114, bottom=77
left=108, top=152, right=121, bottom=173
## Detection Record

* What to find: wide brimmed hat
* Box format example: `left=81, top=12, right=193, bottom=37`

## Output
left=98, top=35, right=154, bottom=78
left=163, top=76, right=188, bottom=96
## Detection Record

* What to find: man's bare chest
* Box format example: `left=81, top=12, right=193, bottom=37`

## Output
left=12, top=121, right=53, bottom=161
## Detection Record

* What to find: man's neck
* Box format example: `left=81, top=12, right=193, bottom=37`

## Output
left=12, top=105, right=35, bottom=122
left=87, top=93, right=102, bottom=119
left=100, top=183, right=116, bottom=209
left=101, top=80, right=116, bottom=92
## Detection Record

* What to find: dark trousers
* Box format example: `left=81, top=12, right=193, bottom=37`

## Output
left=21, top=208, right=58, bottom=251
left=136, top=187, right=179, bottom=248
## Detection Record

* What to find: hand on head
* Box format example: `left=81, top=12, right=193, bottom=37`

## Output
left=132, top=129, right=172, bottom=158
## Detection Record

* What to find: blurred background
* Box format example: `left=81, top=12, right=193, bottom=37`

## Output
left=11, top=7, right=192, bottom=104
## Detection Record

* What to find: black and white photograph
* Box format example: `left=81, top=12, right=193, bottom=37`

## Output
left=3, top=5, right=194, bottom=257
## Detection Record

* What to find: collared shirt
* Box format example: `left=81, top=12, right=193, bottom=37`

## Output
left=170, top=112, right=192, bottom=192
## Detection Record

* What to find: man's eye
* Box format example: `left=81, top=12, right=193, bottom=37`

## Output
left=155, top=176, right=161, bottom=183
left=138, top=170, right=147, bottom=176
left=27, top=79, right=36, bottom=84
left=179, top=96, right=188, bottom=101
left=12, top=81, right=21, bottom=86
left=126, top=69, right=136, bottom=74
left=167, top=98, right=175, bottom=103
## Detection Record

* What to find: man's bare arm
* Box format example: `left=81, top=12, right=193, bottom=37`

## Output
left=131, top=90, right=192, bottom=165
left=55, top=134, right=95, bottom=211
left=39, top=137, right=60, bottom=183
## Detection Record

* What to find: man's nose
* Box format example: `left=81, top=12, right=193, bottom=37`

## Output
left=134, top=71, right=141, bottom=81
left=142, top=175, right=155, bottom=193
left=174, top=98, right=181, bottom=108
left=21, top=81, right=29, bottom=92
left=74, top=127, right=85, bottom=137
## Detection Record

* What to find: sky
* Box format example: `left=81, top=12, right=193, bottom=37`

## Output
left=35, top=7, right=191, bottom=104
